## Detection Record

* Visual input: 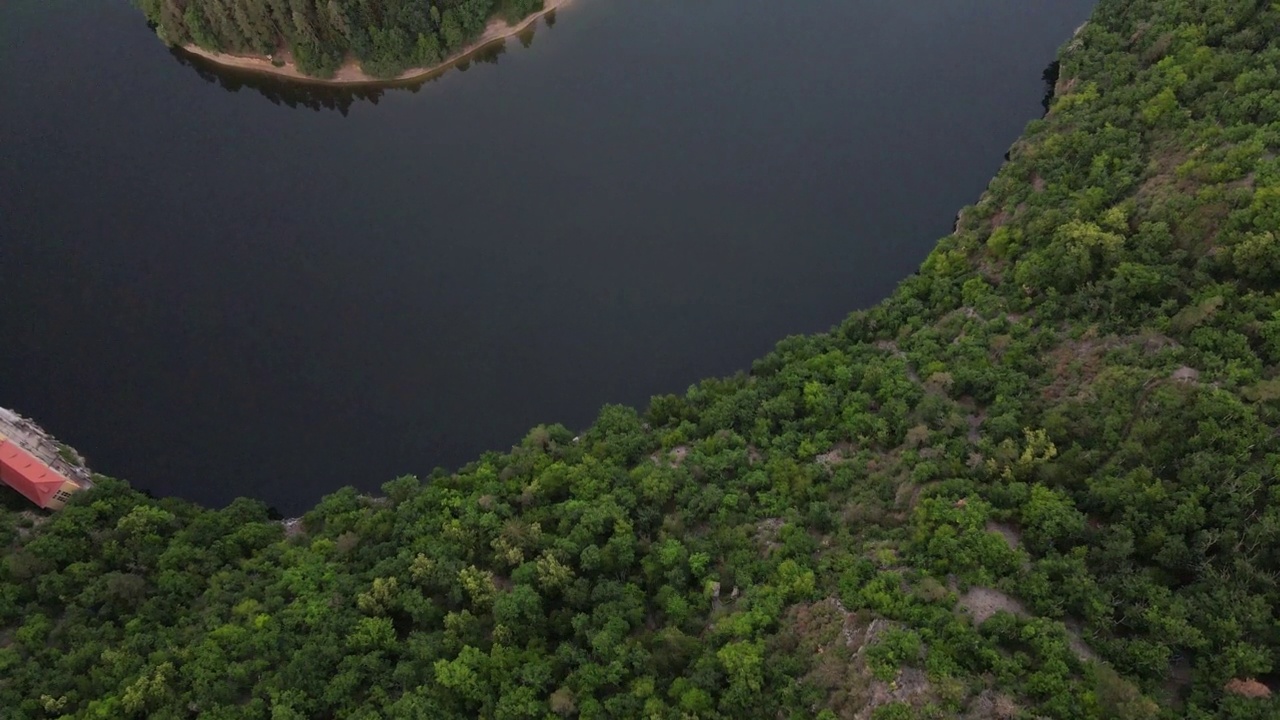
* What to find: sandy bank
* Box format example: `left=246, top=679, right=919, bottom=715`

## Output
left=182, top=0, right=570, bottom=86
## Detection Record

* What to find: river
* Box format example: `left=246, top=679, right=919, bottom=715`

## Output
left=0, top=0, right=1096, bottom=515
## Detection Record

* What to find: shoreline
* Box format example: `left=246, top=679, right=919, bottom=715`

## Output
left=182, top=0, right=570, bottom=86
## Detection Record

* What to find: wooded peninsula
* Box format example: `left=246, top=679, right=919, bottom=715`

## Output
left=6, top=0, right=1280, bottom=717
left=133, top=0, right=548, bottom=79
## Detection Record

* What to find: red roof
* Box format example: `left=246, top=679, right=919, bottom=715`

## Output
left=0, top=439, right=69, bottom=508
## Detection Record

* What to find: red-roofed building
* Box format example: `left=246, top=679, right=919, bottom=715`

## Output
left=0, top=437, right=82, bottom=510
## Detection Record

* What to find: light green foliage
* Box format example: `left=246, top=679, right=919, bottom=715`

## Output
left=864, top=628, right=923, bottom=681
left=6, top=0, right=1280, bottom=716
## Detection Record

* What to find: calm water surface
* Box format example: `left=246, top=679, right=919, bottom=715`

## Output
left=0, top=0, right=1096, bottom=514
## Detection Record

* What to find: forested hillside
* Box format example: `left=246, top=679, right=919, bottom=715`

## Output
left=133, top=0, right=544, bottom=77
left=6, top=0, right=1280, bottom=717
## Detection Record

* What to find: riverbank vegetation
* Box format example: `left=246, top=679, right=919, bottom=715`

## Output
left=132, top=0, right=544, bottom=78
left=6, top=0, right=1280, bottom=716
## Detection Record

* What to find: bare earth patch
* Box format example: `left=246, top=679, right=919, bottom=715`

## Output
left=779, top=599, right=940, bottom=719
left=650, top=445, right=689, bottom=467
left=1040, top=333, right=1175, bottom=402
left=817, top=449, right=844, bottom=467
left=857, top=667, right=932, bottom=720
left=958, top=587, right=1099, bottom=662
left=984, top=521, right=1022, bottom=550
left=1053, top=75, right=1079, bottom=99
left=817, top=442, right=854, bottom=468
left=1225, top=678, right=1272, bottom=699
left=754, top=517, right=785, bottom=554
left=958, top=587, right=1028, bottom=625
left=669, top=445, right=689, bottom=465
left=1064, top=619, right=1099, bottom=663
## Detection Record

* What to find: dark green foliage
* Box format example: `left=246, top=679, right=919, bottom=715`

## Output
left=7, top=0, right=1280, bottom=717
left=132, top=0, right=538, bottom=78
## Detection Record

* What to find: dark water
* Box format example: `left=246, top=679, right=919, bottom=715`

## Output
left=0, top=0, right=1096, bottom=515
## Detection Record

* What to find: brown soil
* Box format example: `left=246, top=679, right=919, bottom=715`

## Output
left=651, top=445, right=689, bottom=467
left=958, top=586, right=1028, bottom=625
left=984, top=521, right=1022, bottom=550
left=1225, top=678, right=1272, bottom=699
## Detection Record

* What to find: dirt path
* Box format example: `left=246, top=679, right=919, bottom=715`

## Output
left=182, top=0, right=572, bottom=86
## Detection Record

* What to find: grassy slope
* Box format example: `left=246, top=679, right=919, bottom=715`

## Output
left=3, top=0, right=1280, bottom=718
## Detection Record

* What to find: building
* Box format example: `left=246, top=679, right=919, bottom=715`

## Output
left=0, top=408, right=93, bottom=510
left=0, top=438, right=82, bottom=509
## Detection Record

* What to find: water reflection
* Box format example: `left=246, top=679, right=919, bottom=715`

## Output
left=168, top=11, right=555, bottom=114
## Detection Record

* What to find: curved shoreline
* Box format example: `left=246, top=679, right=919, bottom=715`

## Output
left=182, top=0, right=570, bottom=86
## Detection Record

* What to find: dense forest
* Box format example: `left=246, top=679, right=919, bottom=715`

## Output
left=5, top=0, right=1280, bottom=716
left=132, top=0, right=544, bottom=77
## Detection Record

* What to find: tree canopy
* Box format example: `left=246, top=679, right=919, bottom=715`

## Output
left=6, top=0, right=1280, bottom=716
left=133, top=0, right=544, bottom=78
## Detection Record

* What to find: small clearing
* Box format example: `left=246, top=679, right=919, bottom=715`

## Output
left=958, top=586, right=1027, bottom=625
left=651, top=445, right=689, bottom=467
left=984, top=521, right=1022, bottom=550
left=1225, top=678, right=1272, bottom=699
left=856, top=667, right=932, bottom=720
left=959, top=587, right=1100, bottom=663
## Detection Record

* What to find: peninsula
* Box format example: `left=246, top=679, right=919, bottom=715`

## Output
left=136, top=0, right=561, bottom=83
left=184, top=0, right=569, bottom=84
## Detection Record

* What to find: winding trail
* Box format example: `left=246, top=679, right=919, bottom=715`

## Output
left=182, top=0, right=571, bottom=86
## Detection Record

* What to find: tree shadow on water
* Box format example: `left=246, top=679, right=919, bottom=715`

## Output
left=166, top=15, right=552, bottom=116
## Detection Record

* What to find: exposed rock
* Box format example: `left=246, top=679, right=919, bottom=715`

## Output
left=1171, top=366, right=1200, bottom=383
